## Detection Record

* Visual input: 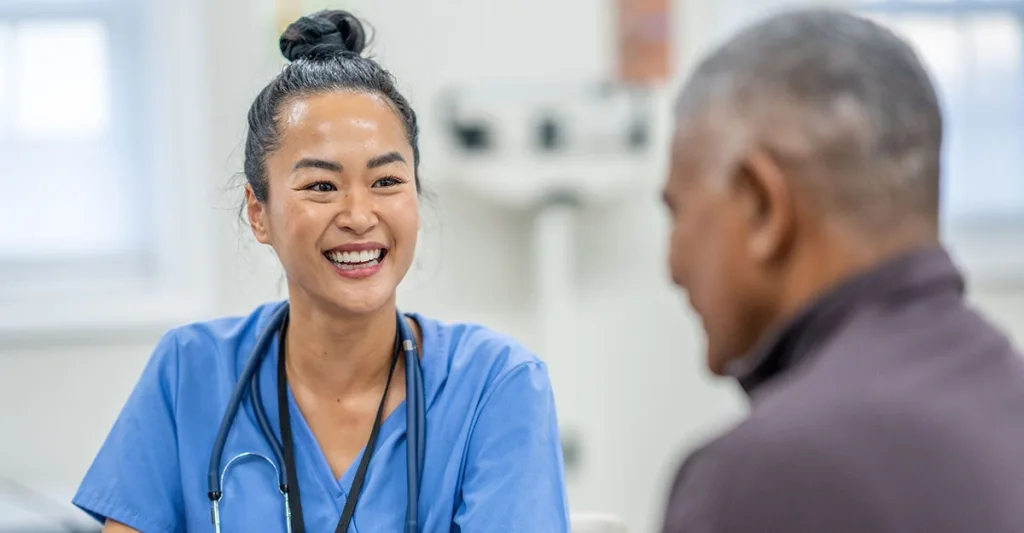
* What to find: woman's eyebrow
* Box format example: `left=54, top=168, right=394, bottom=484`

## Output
left=367, top=151, right=405, bottom=169
left=294, top=158, right=343, bottom=172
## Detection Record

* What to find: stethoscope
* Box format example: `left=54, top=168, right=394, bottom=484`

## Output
left=206, top=302, right=425, bottom=533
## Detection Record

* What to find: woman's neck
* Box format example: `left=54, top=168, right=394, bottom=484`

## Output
left=283, top=294, right=398, bottom=399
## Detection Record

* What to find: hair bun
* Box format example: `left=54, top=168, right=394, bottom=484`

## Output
left=279, top=10, right=367, bottom=62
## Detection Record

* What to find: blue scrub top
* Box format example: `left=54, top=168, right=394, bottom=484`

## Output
left=72, top=301, right=571, bottom=532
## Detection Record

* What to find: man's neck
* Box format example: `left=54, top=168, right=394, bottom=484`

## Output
left=775, top=218, right=941, bottom=325
left=283, top=292, right=398, bottom=400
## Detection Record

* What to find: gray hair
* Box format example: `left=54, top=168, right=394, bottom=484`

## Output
left=675, top=8, right=943, bottom=227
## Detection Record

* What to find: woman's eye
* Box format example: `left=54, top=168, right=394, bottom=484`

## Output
left=307, top=181, right=336, bottom=192
left=373, top=176, right=405, bottom=188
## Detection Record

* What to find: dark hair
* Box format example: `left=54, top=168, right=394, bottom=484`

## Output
left=243, top=10, right=421, bottom=202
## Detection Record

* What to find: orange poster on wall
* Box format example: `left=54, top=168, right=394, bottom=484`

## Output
left=616, top=0, right=672, bottom=84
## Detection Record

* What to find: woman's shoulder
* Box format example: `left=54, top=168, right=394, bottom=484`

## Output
left=171, top=301, right=283, bottom=344
left=152, top=301, right=286, bottom=368
left=410, top=312, right=547, bottom=388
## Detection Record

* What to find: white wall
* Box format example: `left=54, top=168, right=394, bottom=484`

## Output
left=2, top=1, right=1023, bottom=532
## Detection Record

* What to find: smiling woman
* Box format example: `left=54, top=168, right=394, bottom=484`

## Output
left=70, top=9, right=571, bottom=533
left=247, top=88, right=421, bottom=318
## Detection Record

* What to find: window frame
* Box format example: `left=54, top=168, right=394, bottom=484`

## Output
left=858, top=0, right=1024, bottom=288
left=0, top=0, right=217, bottom=341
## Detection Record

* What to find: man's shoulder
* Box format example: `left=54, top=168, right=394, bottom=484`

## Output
left=662, top=410, right=872, bottom=532
left=676, top=410, right=839, bottom=479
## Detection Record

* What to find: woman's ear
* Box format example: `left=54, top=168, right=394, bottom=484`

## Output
left=245, top=184, right=272, bottom=245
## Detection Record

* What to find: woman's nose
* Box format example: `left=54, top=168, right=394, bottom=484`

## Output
left=334, top=190, right=378, bottom=234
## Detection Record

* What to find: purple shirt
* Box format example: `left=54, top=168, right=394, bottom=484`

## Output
left=662, top=247, right=1024, bottom=533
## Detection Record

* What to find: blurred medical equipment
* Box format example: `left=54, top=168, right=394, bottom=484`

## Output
left=437, top=80, right=658, bottom=481
left=439, top=81, right=654, bottom=207
left=206, top=303, right=425, bottom=533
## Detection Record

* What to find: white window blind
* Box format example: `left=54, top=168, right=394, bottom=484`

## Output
left=861, top=0, right=1024, bottom=283
left=0, top=1, right=149, bottom=283
left=0, top=0, right=216, bottom=337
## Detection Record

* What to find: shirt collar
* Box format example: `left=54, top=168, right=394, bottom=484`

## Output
left=725, top=245, right=966, bottom=397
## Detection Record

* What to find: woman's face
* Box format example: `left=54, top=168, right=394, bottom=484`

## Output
left=247, top=90, right=419, bottom=316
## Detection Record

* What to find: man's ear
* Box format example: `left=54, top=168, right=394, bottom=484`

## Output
left=245, top=184, right=272, bottom=245
left=733, top=148, right=794, bottom=262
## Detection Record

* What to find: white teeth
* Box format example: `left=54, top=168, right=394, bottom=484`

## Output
left=326, top=248, right=383, bottom=265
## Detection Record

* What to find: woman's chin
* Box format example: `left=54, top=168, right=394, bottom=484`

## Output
left=322, top=286, right=396, bottom=317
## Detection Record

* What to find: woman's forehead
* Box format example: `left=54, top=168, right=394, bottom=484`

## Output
left=277, top=91, right=407, bottom=149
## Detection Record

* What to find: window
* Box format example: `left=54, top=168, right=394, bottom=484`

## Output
left=0, top=0, right=215, bottom=337
left=859, top=0, right=1024, bottom=283
left=0, top=0, right=147, bottom=279
left=0, top=17, right=141, bottom=271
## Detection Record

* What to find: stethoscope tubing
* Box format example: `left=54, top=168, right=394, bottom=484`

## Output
left=398, top=313, right=425, bottom=531
left=208, top=303, right=290, bottom=498
left=207, top=302, right=424, bottom=533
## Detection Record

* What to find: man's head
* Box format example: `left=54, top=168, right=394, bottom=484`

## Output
left=663, top=8, right=944, bottom=374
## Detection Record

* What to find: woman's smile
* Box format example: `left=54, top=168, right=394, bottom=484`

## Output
left=323, top=243, right=389, bottom=279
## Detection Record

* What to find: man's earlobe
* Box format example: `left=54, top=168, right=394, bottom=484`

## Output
left=741, top=149, right=794, bottom=262
left=245, top=185, right=271, bottom=245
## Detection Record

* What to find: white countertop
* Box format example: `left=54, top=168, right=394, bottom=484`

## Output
left=0, top=481, right=99, bottom=533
